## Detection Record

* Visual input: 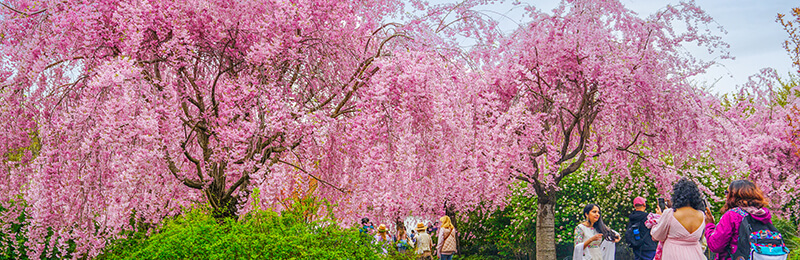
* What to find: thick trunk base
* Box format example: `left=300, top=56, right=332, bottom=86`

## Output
left=536, top=199, right=556, bottom=260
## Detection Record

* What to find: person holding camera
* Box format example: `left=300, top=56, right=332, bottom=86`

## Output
left=644, top=197, right=671, bottom=260
left=703, top=179, right=775, bottom=260
left=650, top=178, right=707, bottom=259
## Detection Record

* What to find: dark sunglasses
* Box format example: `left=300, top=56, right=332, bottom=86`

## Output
left=724, top=190, right=729, bottom=196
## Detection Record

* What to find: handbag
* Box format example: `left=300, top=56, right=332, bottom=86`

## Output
left=441, top=228, right=458, bottom=255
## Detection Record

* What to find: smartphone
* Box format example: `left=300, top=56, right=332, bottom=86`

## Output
left=657, top=198, right=666, bottom=210
left=702, top=196, right=710, bottom=210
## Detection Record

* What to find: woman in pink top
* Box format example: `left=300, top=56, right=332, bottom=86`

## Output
left=703, top=180, right=772, bottom=260
left=650, top=178, right=707, bottom=259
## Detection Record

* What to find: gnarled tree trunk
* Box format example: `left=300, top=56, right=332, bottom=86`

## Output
left=536, top=190, right=557, bottom=260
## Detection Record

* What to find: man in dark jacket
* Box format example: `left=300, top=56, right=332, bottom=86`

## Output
left=626, top=197, right=658, bottom=260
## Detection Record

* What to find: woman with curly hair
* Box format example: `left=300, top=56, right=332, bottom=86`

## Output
left=573, top=203, right=620, bottom=260
left=703, top=180, right=772, bottom=260
left=650, top=178, right=707, bottom=259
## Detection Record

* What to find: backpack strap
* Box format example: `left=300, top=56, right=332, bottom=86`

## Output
left=731, top=207, right=748, bottom=217
left=726, top=207, right=750, bottom=258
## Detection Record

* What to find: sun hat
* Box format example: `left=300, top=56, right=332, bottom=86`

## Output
left=416, top=223, right=426, bottom=232
left=633, top=196, right=646, bottom=206
left=377, top=224, right=387, bottom=233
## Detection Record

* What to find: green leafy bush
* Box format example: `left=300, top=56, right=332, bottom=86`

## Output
left=0, top=198, right=28, bottom=259
left=774, top=217, right=800, bottom=260
left=0, top=197, right=76, bottom=260
left=97, top=205, right=401, bottom=260
left=453, top=182, right=535, bottom=258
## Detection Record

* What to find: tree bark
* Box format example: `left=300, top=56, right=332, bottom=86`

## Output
left=536, top=191, right=557, bottom=260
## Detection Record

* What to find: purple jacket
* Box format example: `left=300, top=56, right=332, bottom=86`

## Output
left=704, top=207, right=772, bottom=260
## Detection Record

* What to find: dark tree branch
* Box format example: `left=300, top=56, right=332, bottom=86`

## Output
left=0, top=2, right=46, bottom=16
left=165, top=150, right=203, bottom=189
left=277, top=159, right=349, bottom=194
left=225, top=168, right=250, bottom=200
left=557, top=153, right=585, bottom=183
left=44, top=56, right=85, bottom=70
left=179, top=67, right=205, bottom=112
left=364, top=23, right=403, bottom=53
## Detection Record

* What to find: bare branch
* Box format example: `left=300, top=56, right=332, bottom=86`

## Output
left=277, top=159, right=349, bottom=194
left=557, top=108, right=580, bottom=162
left=179, top=67, right=205, bottom=112
left=557, top=153, right=586, bottom=183
left=44, top=56, right=85, bottom=70
left=365, top=23, right=403, bottom=53
left=225, top=171, right=250, bottom=199
left=0, top=2, right=46, bottom=17
left=375, top=34, right=410, bottom=57
left=180, top=141, right=205, bottom=183
left=165, top=150, right=203, bottom=189
left=331, top=67, right=379, bottom=118
left=210, top=61, right=242, bottom=117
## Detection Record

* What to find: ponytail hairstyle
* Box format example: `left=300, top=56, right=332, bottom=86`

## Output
left=722, top=180, right=768, bottom=212
left=583, top=204, right=618, bottom=241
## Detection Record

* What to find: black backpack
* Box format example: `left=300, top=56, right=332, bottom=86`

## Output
left=729, top=208, right=789, bottom=260
left=625, top=221, right=646, bottom=248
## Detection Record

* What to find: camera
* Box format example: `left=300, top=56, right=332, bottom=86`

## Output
left=657, top=197, right=666, bottom=210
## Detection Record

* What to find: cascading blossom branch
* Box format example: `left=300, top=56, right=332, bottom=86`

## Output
left=0, top=0, right=430, bottom=257
left=482, top=0, right=732, bottom=258
left=0, top=0, right=520, bottom=257
left=2, top=0, right=797, bottom=257
left=708, top=69, right=800, bottom=217
left=295, top=49, right=511, bottom=225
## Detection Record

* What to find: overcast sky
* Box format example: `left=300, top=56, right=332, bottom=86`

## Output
left=437, top=0, right=798, bottom=94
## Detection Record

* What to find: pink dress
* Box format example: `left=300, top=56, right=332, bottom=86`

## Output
left=650, top=208, right=706, bottom=260
left=644, top=213, right=664, bottom=260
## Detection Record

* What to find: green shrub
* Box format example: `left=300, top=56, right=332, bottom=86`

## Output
left=97, top=205, right=400, bottom=260
left=0, top=198, right=28, bottom=259
left=774, top=218, right=799, bottom=260
left=0, top=197, right=76, bottom=260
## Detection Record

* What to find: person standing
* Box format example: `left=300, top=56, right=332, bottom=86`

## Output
left=359, top=217, right=375, bottom=235
left=704, top=180, right=773, bottom=260
left=374, top=224, right=394, bottom=254
left=645, top=198, right=670, bottom=260
left=396, top=227, right=412, bottom=253
left=626, top=197, right=658, bottom=260
left=413, top=223, right=433, bottom=260
left=427, top=222, right=438, bottom=237
left=436, top=216, right=458, bottom=260
left=573, top=203, right=620, bottom=260
left=650, top=178, right=707, bottom=259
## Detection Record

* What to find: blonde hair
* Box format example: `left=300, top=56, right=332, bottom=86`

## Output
left=439, top=216, right=455, bottom=230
